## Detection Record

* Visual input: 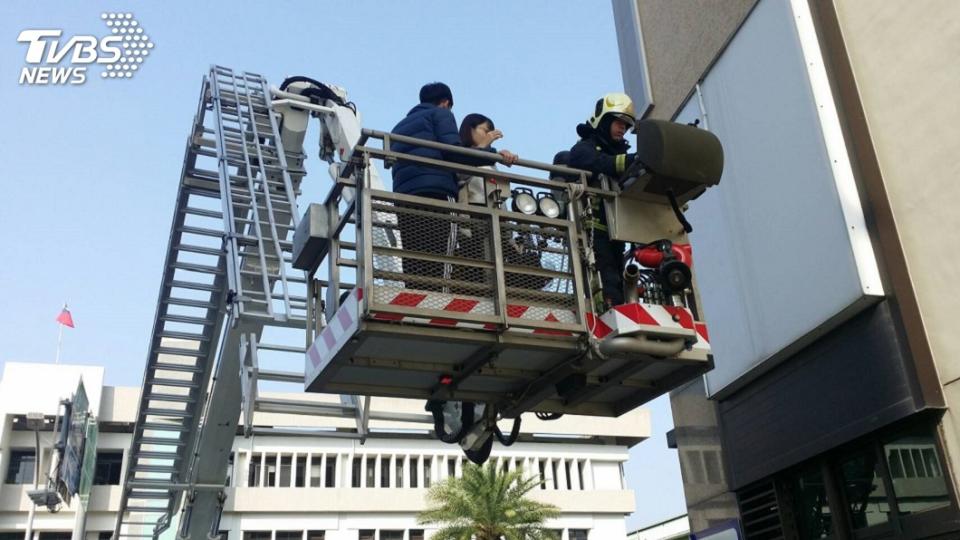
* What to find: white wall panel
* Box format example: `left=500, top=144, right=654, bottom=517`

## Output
left=681, top=0, right=883, bottom=397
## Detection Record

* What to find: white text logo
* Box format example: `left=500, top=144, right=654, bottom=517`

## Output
left=18, top=12, right=154, bottom=85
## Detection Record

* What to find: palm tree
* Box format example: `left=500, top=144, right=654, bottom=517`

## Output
left=418, top=461, right=561, bottom=540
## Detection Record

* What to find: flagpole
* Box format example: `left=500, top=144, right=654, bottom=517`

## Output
left=56, top=302, right=67, bottom=364
left=56, top=322, right=64, bottom=365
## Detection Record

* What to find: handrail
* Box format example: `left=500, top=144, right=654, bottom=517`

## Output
left=360, top=128, right=590, bottom=179
left=350, top=130, right=618, bottom=199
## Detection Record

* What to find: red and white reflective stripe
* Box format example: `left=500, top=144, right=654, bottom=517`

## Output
left=306, top=288, right=361, bottom=372
left=593, top=302, right=710, bottom=348
left=370, top=289, right=575, bottom=335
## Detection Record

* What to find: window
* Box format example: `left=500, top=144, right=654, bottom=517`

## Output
left=447, top=457, right=456, bottom=479
left=409, top=530, right=424, bottom=540
left=839, top=448, right=890, bottom=529
left=295, top=455, right=307, bottom=487
left=409, top=456, right=419, bottom=488
left=788, top=465, right=832, bottom=539
left=565, top=460, right=572, bottom=490
left=551, top=459, right=559, bottom=490
left=325, top=455, right=336, bottom=487
left=381, top=456, right=391, bottom=487
left=358, top=530, right=375, bottom=540
left=279, top=454, right=293, bottom=487
left=396, top=457, right=404, bottom=488
left=265, top=454, right=277, bottom=487
left=248, top=453, right=262, bottom=487
left=538, top=459, right=547, bottom=489
left=242, top=533, right=270, bottom=540
left=38, top=534, right=71, bottom=540
left=93, top=451, right=123, bottom=485
left=366, top=457, right=375, bottom=487
left=352, top=456, right=362, bottom=488
left=423, top=457, right=432, bottom=488
left=1, top=534, right=25, bottom=540
left=276, top=532, right=302, bottom=540
left=310, top=456, right=322, bottom=487
left=307, top=531, right=325, bottom=540
left=703, top=450, right=723, bottom=485
left=548, top=529, right=563, bottom=540
left=5, top=449, right=35, bottom=484
left=568, top=529, right=589, bottom=540
left=577, top=460, right=585, bottom=490
left=226, top=453, right=234, bottom=487
left=99, top=533, right=113, bottom=540
left=380, top=531, right=403, bottom=540
left=884, top=430, right=950, bottom=515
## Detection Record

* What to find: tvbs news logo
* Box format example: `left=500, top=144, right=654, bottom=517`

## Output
left=17, top=12, right=154, bottom=85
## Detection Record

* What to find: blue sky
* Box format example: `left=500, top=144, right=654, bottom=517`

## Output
left=0, top=1, right=686, bottom=531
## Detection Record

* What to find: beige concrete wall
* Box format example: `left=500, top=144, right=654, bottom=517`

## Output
left=634, top=0, right=757, bottom=119
left=226, top=486, right=635, bottom=514
left=832, top=0, right=960, bottom=489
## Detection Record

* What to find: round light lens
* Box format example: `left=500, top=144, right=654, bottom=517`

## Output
left=514, top=193, right=538, bottom=215
left=538, top=196, right=561, bottom=218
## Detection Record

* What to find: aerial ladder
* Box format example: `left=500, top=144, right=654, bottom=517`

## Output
left=113, top=65, right=723, bottom=539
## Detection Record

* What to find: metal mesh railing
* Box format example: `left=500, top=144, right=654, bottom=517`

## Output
left=500, top=217, right=578, bottom=316
left=366, top=192, right=582, bottom=328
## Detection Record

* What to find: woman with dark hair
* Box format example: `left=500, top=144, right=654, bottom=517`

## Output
left=457, top=113, right=512, bottom=207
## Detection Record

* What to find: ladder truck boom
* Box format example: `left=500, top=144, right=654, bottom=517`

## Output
left=114, top=65, right=723, bottom=539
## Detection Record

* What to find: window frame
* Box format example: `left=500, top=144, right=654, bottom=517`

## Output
left=770, top=416, right=960, bottom=540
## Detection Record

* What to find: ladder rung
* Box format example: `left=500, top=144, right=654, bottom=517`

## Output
left=148, top=378, right=198, bottom=389
left=152, top=362, right=203, bottom=374
left=182, top=207, right=223, bottom=219
left=171, top=261, right=223, bottom=275
left=138, top=436, right=186, bottom=446
left=160, top=313, right=214, bottom=325
left=129, top=490, right=172, bottom=500
left=155, top=346, right=205, bottom=358
left=145, top=392, right=195, bottom=404
left=175, top=243, right=224, bottom=257
left=256, top=343, right=305, bottom=354
left=135, top=451, right=181, bottom=460
left=166, top=297, right=218, bottom=309
left=124, top=506, right=167, bottom=513
left=159, top=330, right=209, bottom=342
left=179, top=225, right=224, bottom=237
left=169, top=279, right=219, bottom=293
left=144, top=407, right=192, bottom=418
left=141, top=421, right=190, bottom=432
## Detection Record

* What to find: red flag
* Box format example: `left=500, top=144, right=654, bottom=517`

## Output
left=56, top=306, right=75, bottom=328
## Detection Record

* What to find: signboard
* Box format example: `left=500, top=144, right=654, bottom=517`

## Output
left=78, top=418, right=98, bottom=506
left=59, top=378, right=90, bottom=503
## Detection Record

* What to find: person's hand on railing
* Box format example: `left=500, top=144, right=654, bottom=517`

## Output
left=499, top=149, right=519, bottom=166
left=476, top=129, right=503, bottom=148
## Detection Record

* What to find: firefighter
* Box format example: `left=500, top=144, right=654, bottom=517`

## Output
left=567, top=92, right=639, bottom=308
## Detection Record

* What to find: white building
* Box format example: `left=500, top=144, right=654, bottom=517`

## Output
left=0, top=363, right=649, bottom=539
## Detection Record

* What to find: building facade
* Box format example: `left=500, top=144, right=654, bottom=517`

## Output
left=613, top=0, right=960, bottom=539
left=0, top=363, right=648, bottom=539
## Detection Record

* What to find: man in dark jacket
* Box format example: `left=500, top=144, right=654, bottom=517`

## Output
left=567, top=92, right=638, bottom=308
left=390, top=82, right=517, bottom=290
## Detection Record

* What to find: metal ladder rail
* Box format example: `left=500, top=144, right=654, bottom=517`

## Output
left=217, top=70, right=275, bottom=319
left=114, top=76, right=229, bottom=539
left=214, top=68, right=302, bottom=321
left=234, top=70, right=297, bottom=317
left=171, top=67, right=309, bottom=539
left=211, top=69, right=297, bottom=321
